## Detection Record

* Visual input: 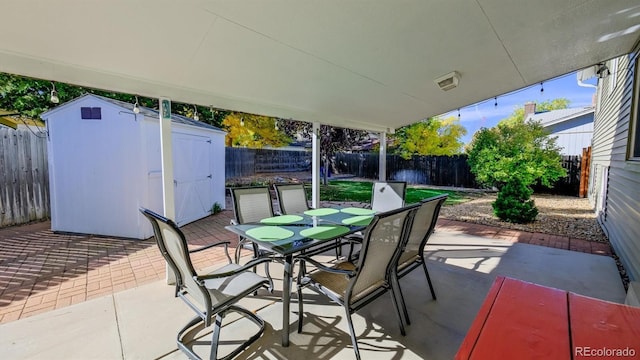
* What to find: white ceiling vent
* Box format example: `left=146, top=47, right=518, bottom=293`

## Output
left=434, top=71, right=461, bottom=91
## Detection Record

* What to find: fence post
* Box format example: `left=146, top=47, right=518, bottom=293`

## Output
left=579, top=147, right=591, bottom=198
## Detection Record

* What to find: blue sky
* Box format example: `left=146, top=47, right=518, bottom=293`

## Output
left=441, top=72, right=598, bottom=144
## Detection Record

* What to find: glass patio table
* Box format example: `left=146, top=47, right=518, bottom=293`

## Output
left=225, top=206, right=375, bottom=347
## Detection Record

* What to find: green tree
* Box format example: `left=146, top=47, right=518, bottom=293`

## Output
left=0, top=73, right=224, bottom=127
left=391, top=116, right=467, bottom=158
left=279, top=120, right=368, bottom=184
left=466, top=101, right=568, bottom=223
left=222, top=112, right=291, bottom=148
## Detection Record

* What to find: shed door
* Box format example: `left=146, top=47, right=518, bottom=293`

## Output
left=173, top=133, right=212, bottom=225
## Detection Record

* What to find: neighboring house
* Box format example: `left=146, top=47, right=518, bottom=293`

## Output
left=41, top=94, right=226, bottom=239
left=524, top=103, right=595, bottom=156
left=589, top=48, right=640, bottom=282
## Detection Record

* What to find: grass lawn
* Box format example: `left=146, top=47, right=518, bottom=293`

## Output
left=318, top=180, right=470, bottom=205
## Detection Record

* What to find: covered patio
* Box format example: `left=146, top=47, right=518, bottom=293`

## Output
left=1, top=1, right=639, bottom=358
left=0, top=207, right=626, bottom=359
left=2, top=1, right=640, bottom=209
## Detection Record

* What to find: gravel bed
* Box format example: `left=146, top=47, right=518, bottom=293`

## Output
left=440, top=193, right=608, bottom=243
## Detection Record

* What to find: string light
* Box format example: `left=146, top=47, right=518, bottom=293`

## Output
left=274, top=119, right=279, bottom=130
left=457, top=109, right=461, bottom=119
left=494, top=97, right=498, bottom=108
left=50, top=82, right=59, bottom=104
left=240, top=116, right=244, bottom=127
left=133, top=96, right=140, bottom=113
left=442, top=72, right=577, bottom=119
left=193, top=105, right=199, bottom=121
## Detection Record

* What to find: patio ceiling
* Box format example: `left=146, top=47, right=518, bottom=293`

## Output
left=1, top=1, right=639, bottom=132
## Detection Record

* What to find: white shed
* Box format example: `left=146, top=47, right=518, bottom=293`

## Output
left=41, top=94, right=226, bottom=239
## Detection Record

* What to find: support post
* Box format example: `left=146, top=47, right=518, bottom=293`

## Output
left=311, top=122, right=321, bottom=208
left=379, top=131, right=387, bottom=181
left=159, top=97, right=176, bottom=284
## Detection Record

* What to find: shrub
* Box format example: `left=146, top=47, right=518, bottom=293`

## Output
left=210, top=202, right=222, bottom=215
left=492, top=179, right=538, bottom=223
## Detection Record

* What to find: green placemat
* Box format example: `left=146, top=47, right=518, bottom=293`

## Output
left=245, top=226, right=294, bottom=241
left=300, top=226, right=350, bottom=240
left=260, top=215, right=303, bottom=225
left=304, top=208, right=340, bottom=216
left=341, top=207, right=375, bottom=216
left=342, top=215, right=374, bottom=226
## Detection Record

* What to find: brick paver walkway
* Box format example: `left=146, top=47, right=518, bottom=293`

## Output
left=0, top=209, right=611, bottom=324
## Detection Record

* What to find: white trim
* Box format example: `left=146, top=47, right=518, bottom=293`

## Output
left=629, top=59, right=640, bottom=161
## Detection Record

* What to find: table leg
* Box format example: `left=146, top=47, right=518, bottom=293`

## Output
left=282, top=254, right=293, bottom=347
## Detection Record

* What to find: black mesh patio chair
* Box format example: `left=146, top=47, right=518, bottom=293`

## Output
left=273, top=183, right=310, bottom=215
left=139, top=208, right=271, bottom=360
left=371, top=181, right=407, bottom=213
left=274, top=183, right=344, bottom=259
left=345, top=181, right=408, bottom=260
left=229, top=186, right=278, bottom=289
left=392, top=194, right=448, bottom=326
left=296, top=204, right=420, bottom=360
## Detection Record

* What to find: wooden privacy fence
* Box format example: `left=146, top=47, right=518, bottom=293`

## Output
left=532, top=154, right=583, bottom=196
left=226, top=147, right=311, bottom=177
left=0, top=128, right=50, bottom=226
left=336, top=152, right=584, bottom=195
left=335, top=153, right=477, bottom=188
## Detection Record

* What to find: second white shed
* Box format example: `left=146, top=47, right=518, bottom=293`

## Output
left=42, top=94, right=226, bottom=239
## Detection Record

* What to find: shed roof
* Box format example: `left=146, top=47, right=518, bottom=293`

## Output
left=527, top=106, right=595, bottom=128
left=41, top=94, right=225, bottom=134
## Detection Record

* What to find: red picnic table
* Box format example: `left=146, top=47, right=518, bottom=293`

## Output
left=456, top=276, right=640, bottom=359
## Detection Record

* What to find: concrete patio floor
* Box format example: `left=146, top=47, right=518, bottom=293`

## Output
left=0, top=220, right=626, bottom=359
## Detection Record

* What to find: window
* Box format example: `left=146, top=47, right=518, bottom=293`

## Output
left=80, top=107, right=102, bottom=120
left=630, top=59, right=640, bottom=160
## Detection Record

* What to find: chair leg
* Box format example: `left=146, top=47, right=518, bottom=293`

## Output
left=344, top=306, right=361, bottom=360
left=393, top=275, right=411, bottom=326
left=264, top=261, right=274, bottom=293
left=177, top=316, right=205, bottom=360
left=421, top=257, right=437, bottom=300
left=297, top=271, right=305, bottom=333
left=388, top=282, right=407, bottom=336
left=210, top=313, right=224, bottom=360
left=347, top=242, right=356, bottom=262
left=234, top=239, right=243, bottom=264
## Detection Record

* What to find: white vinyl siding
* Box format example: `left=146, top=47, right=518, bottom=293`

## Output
left=590, top=48, right=640, bottom=281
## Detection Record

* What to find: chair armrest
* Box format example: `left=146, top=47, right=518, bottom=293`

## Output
left=189, top=241, right=233, bottom=264
left=188, top=241, right=231, bottom=253
left=230, top=219, right=238, bottom=225
left=342, top=233, right=363, bottom=243
left=299, top=256, right=356, bottom=277
left=195, top=257, right=273, bottom=283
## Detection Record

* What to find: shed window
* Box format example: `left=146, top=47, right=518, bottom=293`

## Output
left=80, top=107, right=102, bottom=120
left=631, top=60, right=640, bottom=160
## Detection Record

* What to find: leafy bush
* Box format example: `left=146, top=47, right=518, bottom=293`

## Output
left=466, top=102, right=568, bottom=223
left=492, top=179, right=538, bottom=223
left=210, top=202, right=222, bottom=215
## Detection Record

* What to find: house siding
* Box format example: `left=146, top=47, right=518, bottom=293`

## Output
left=547, top=114, right=594, bottom=155
left=590, top=47, right=640, bottom=282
